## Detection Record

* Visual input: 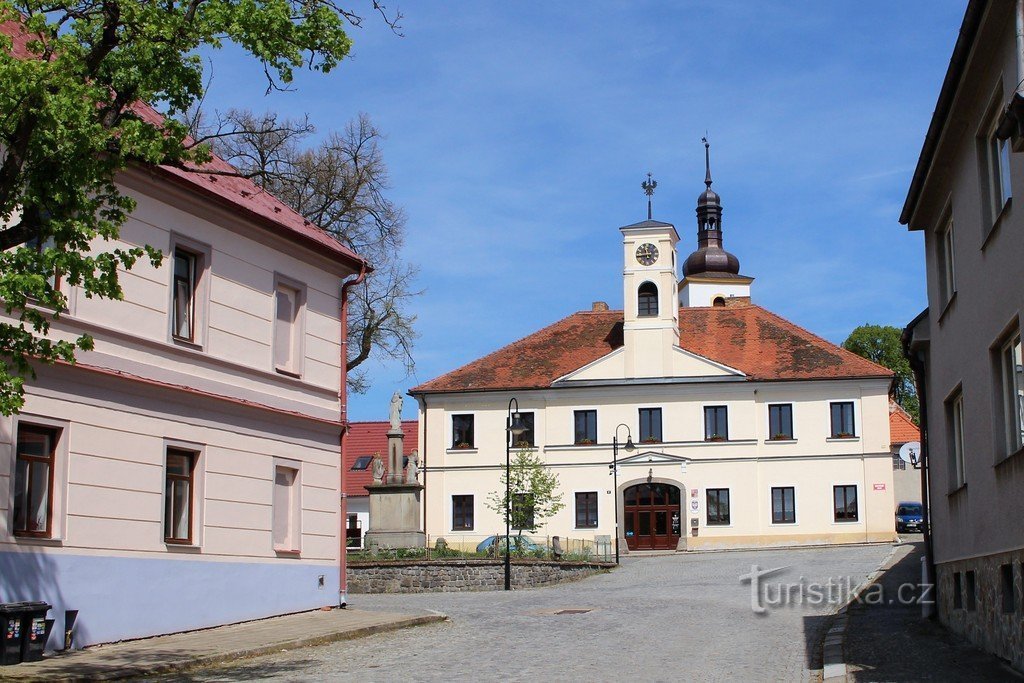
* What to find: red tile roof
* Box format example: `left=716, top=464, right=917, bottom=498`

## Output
left=344, top=420, right=418, bottom=496
left=0, top=21, right=366, bottom=270
left=889, top=403, right=920, bottom=445
left=411, top=303, right=893, bottom=394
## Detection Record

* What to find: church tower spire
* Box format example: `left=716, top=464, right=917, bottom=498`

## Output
left=679, top=137, right=753, bottom=308
left=684, top=137, right=740, bottom=277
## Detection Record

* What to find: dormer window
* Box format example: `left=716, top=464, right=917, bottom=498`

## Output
left=638, top=282, right=658, bottom=317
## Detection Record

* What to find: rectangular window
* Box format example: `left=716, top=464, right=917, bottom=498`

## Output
left=172, top=249, right=198, bottom=342
left=830, top=402, right=856, bottom=438
left=574, top=410, right=597, bottom=444
left=937, top=215, right=956, bottom=306
left=1001, top=563, right=1016, bottom=614
left=704, top=406, right=728, bottom=441
left=164, top=449, right=195, bottom=543
left=706, top=488, right=730, bottom=525
left=948, top=391, right=966, bottom=488
left=639, top=408, right=662, bottom=443
left=12, top=425, right=58, bottom=538
left=512, top=493, right=535, bottom=530
left=953, top=572, right=963, bottom=609
left=452, top=414, right=474, bottom=449
left=768, top=404, right=793, bottom=440
left=511, top=412, right=535, bottom=448
left=980, top=95, right=1012, bottom=228
left=998, top=333, right=1024, bottom=457
left=771, top=486, right=795, bottom=524
left=575, top=492, right=598, bottom=528
left=272, top=465, right=299, bottom=552
left=452, top=495, right=474, bottom=531
left=893, top=453, right=907, bottom=471
left=351, top=456, right=372, bottom=471
left=966, top=570, right=977, bottom=611
left=274, top=283, right=302, bottom=375
left=833, top=485, right=858, bottom=522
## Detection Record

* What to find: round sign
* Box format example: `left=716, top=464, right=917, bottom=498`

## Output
left=899, top=441, right=921, bottom=465
left=689, top=500, right=699, bottom=512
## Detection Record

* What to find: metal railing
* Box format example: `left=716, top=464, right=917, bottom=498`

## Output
left=347, top=533, right=613, bottom=563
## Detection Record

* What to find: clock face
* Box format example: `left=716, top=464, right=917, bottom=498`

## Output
left=636, top=243, right=659, bottom=266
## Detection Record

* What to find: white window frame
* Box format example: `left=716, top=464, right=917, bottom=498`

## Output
left=979, top=84, right=1012, bottom=230
left=449, top=412, right=477, bottom=451
left=998, top=331, right=1024, bottom=458
left=272, top=274, right=307, bottom=377
left=935, top=211, right=956, bottom=309
left=272, top=458, right=302, bottom=554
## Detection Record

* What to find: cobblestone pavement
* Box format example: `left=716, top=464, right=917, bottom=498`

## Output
left=845, top=537, right=1021, bottom=681
left=176, top=544, right=890, bottom=682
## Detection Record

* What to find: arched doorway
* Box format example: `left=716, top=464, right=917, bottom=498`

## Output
left=623, top=483, right=681, bottom=550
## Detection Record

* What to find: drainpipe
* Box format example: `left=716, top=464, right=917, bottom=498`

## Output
left=902, top=321, right=936, bottom=619
left=419, top=395, right=428, bottom=545
left=338, top=264, right=367, bottom=607
left=1016, top=0, right=1024, bottom=93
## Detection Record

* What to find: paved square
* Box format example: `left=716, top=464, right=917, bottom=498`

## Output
left=181, top=544, right=891, bottom=682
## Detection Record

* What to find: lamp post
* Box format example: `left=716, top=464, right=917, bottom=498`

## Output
left=505, top=398, right=528, bottom=590
left=611, top=423, right=634, bottom=564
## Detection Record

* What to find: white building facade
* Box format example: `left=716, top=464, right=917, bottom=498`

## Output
left=412, top=157, right=896, bottom=554
left=0, top=88, right=365, bottom=646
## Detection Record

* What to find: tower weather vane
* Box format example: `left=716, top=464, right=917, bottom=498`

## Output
left=702, top=135, right=713, bottom=189
left=641, top=172, right=657, bottom=220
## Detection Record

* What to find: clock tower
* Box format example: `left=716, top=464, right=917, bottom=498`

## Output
left=620, top=208, right=680, bottom=378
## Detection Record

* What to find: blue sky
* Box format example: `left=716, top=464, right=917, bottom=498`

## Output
left=201, top=2, right=965, bottom=421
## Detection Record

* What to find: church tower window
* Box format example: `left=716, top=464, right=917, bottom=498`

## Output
left=638, top=282, right=658, bottom=317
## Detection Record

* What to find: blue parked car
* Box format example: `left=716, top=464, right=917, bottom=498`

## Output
left=476, top=535, right=545, bottom=554
left=895, top=502, right=923, bottom=533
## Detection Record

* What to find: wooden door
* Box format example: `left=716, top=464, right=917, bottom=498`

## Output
left=623, top=483, right=681, bottom=550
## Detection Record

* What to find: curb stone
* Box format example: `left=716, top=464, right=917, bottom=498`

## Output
left=821, top=542, right=901, bottom=682
left=0, top=612, right=449, bottom=682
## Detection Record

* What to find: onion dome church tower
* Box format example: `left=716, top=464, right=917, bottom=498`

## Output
left=679, top=139, right=753, bottom=307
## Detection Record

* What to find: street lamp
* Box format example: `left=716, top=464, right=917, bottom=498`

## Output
left=505, top=397, right=528, bottom=591
left=611, top=423, right=634, bottom=564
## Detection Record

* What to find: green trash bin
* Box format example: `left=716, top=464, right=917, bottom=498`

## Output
left=18, top=603, right=51, bottom=663
left=0, top=603, right=30, bottom=665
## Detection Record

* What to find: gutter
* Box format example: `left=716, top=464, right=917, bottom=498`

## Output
left=900, top=0, right=988, bottom=226
left=902, top=309, right=937, bottom=618
left=996, top=0, right=1024, bottom=148
left=338, top=264, right=367, bottom=607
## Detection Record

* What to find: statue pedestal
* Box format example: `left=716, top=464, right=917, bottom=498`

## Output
left=363, top=483, right=425, bottom=550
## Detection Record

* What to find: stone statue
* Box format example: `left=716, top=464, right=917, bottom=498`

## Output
left=371, top=454, right=385, bottom=484
left=406, top=449, right=419, bottom=484
left=389, top=392, right=403, bottom=430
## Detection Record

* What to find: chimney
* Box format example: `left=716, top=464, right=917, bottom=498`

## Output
left=591, top=301, right=609, bottom=312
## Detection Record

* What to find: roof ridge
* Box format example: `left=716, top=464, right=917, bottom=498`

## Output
left=747, top=304, right=894, bottom=377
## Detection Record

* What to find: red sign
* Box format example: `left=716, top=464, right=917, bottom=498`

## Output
left=873, top=483, right=886, bottom=491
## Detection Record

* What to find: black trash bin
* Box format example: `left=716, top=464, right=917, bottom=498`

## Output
left=18, top=602, right=52, bottom=663
left=0, top=603, right=27, bottom=665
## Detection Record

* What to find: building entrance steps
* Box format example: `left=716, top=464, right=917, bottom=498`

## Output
left=0, top=607, right=446, bottom=682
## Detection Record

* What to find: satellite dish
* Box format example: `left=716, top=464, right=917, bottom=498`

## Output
left=899, top=441, right=921, bottom=466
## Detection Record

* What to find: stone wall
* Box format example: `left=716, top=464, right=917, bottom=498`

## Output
left=346, top=559, right=613, bottom=593
left=936, top=547, right=1024, bottom=673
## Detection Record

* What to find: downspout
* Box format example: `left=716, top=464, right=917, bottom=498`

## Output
left=902, top=321, right=936, bottom=619
left=338, top=264, right=367, bottom=607
left=1016, top=0, right=1024, bottom=94
left=419, top=395, right=428, bottom=545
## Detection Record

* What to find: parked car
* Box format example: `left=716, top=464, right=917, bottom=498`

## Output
left=895, top=502, right=923, bottom=533
left=476, top=535, right=545, bottom=555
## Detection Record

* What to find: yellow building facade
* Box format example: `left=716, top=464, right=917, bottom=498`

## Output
left=412, top=158, right=897, bottom=553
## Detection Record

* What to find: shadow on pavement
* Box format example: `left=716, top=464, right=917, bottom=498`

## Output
left=844, top=540, right=1021, bottom=682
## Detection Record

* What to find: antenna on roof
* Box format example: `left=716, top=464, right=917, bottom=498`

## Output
left=641, top=172, right=657, bottom=220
